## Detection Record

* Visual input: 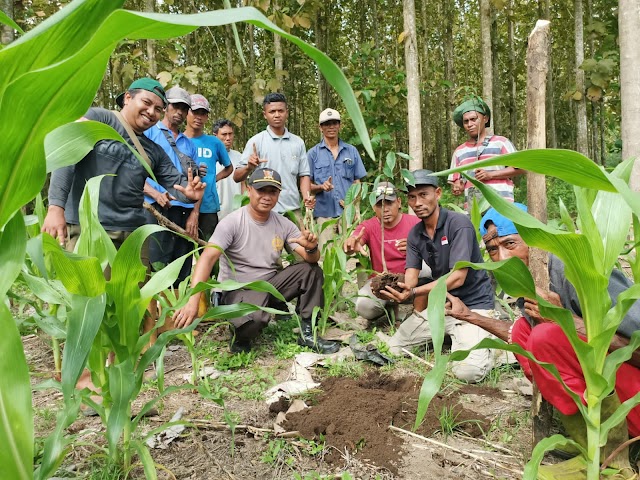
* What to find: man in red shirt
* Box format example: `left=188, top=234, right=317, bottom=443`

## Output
left=344, top=182, right=421, bottom=320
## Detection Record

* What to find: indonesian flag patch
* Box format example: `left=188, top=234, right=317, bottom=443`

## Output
left=441, top=236, right=449, bottom=245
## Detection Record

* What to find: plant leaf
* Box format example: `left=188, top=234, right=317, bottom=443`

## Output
left=0, top=212, right=26, bottom=297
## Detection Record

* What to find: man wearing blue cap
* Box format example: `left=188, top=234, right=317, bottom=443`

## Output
left=448, top=97, right=522, bottom=212
left=172, top=168, right=340, bottom=355
left=380, top=169, right=501, bottom=383
left=43, top=78, right=205, bottom=250
left=445, top=204, right=640, bottom=478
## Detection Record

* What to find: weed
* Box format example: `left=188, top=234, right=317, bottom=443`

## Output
left=222, top=366, right=277, bottom=401
left=322, top=359, right=364, bottom=378
left=356, top=328, right=377, bottom=344
left=34, top=406, right=57, bottom=432
left=437, top=404, right=484, bottom=440
left=261, top=438, right=296, bottom=467
left=480, top=362, right=523, bottom=389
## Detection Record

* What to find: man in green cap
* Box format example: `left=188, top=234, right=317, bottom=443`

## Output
left=448, top=97, right=522, bottom=211
left=43, top=77, right=205, bottom=250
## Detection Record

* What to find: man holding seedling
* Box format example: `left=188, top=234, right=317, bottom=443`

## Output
left=380, top=170, right=501, bottom=383
left=308, top=108, right=367, bottom=250
left=448, top=97, right=521, bottom=211
left=445, top=204, right=640, bottom=478
left=43, top=78, right=205, bottom=250
left=234, top=92, right=315, bottom=216
left=172, top=168, right=340, bottom=355
left=343, top=182, right=420, bottom=320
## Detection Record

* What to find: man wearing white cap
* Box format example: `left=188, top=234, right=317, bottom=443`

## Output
left=308, top=108, right=366, bottom=250
left=184, top=94, right=233, bottom=241
left=144, top=86, right=200, bottom=287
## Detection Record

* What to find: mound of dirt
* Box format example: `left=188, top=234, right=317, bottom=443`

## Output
left=284, top=372, right=492, bottom=474
left=370, top=272, right=405, bottom=299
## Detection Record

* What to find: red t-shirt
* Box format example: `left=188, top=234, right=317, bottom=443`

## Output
left=354, top=213, right=421, bottom=275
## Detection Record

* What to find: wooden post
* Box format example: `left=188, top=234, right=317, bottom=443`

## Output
left=525, top=19, right=554, bottom=449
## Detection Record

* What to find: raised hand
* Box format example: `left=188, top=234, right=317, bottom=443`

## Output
left=175, top=166, right=206, bottom=201
left=343, top=228, right=365, bottom=254
left=395, top=238, right=407, bottom=252
left=321, top=176, right=334, bottom=192
left=290, top=228, right=318, bottom=251
left=248, top=142, right=268, bottom=171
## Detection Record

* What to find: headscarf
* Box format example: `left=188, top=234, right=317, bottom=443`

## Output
left=453, top=97, right=491, bottom=128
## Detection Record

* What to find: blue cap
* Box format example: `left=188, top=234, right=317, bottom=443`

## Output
left=480, top=203, right=528, bottom=237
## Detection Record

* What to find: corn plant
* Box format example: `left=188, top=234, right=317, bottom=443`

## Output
left=416, top=149, right=640, bottom=479
left=0, top=1, right=374, bottom=478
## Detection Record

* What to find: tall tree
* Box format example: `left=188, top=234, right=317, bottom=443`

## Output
left=144, top=0, right=156, bottom=77
left=574, top=0, right=589, bottom=155
left=403, top=0, right=423, bottom=169
left=480, top=0, right=493, bottom=131
left=621, top=0, right=640, bottom=190
left=444, top=0, right=457, bottom=163
left=542, top=0, right=557, bottom=148
left=1, top=0, right=14, bottom=45
left=507, top=0, right=517, bottom=143
left=273, top=0, right=283, bottom=88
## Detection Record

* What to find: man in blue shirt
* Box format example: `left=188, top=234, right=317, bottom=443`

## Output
left=144, top=86, right=199, bottom=287
left=308, top=108, right=367, bottom=250
left=184, top=94, right=232, bottom=241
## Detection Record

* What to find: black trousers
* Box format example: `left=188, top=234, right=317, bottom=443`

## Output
left=145, top=206, right=195, bottom=287
left=221, top=262, right=324, bottom=340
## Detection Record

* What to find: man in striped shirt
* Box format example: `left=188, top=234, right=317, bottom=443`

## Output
left=448, top=98, right=522, bottom=212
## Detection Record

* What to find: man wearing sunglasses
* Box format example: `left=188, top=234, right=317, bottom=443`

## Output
left=380, top=170, right=501, bottom=383
left=308, top=108, right=367, bottom=250
left=344, top=182, right=420, bottom=320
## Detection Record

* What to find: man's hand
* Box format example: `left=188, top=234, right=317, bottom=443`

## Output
left=42, top=206, right=67, bottom=246
left=344, top=228, right=365, bottom=255
left=445, top=293, right=472, bottom=321
left=185, top=210, right=199, bottom=239
left=172, top=295, right=200, bottom=329
left=451, top=179, right=464, bottom=196
left=248, top=142, right=268, bottom=171
left=474, top=168, right=493, bottom=182
left=339, top=199, right=345, bottom=209
left=175, top=167, right=206, bottom=201
left=320, top=176, right=334, bottom=192
left=291, top=229, right=318, bottom=251
left=379, top=281, right=412, bottom=303
left=523, top=289, right=562, bottom=324
left=154, top=191, right=174, bottom=208
left=198, top=162, right=208, bottom=177
left=304, top=192, right=316, bottom=210
left=395, top=238, right=407, bottom=253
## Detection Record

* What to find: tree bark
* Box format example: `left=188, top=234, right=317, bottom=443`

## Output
left=444, top=0, right=457, bottom=161
left=620, top=0, right=640, bottom=190
left=526, top=19, right=552, bottom=448
left=403, top=0, right=423, bottom=170
left=1, top=0, right=15, bottom=45
left=144, top=0, right=156, bottom=77
left=507, top=0, right=517, bottom=143
left=224, top=25, right=234, bottom=81
left=420, top=0, right=433, bottom=168
left=273, top=0, right=283, bottom=89
left=480, top=0, right=493, bottom=134
left=491, top=11, right=501, bottom=133
left=543, top=0, right=557, bottom=148
left=574, top=0, right=588, bottom=156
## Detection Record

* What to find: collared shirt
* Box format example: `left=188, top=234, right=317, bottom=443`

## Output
left=406, top=207, right=494, bottom=309
left=240, top=126, right=309, bottom=214
left=189, top=134, right=231, bottom=214
left=308, top=138, right=367, bottom=218
left=144, top=122, right=198, bottom=209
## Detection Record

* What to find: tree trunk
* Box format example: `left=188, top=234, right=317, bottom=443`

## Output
left=444, top=0, right=457, bottom=161
left=507, top=0, right=517, bottom=143
left=248, top=23, right=257, bottom=128
left=273, top=0, right=283, bottom=89
left=315, top=3, right=330, bottom=110
left=1, top=0, right=14, bottom=45
left=621, top=0, right=640, bottom=190
left=574, top=0, right=588, bottom=156
left=526, top=19, right=552, bottom=448
left=224, top=25, right=234, bottom=81
left=420, top=0, right=433, bottom=167
left=480, top=0, right=493, bottom=134
left=543, top=0, right=557, bottom=148
left=144, top=0, right=156, bottom=77
left=404, top=0, right=423, bottom=170
left=491, top=11, right=501, bottom=133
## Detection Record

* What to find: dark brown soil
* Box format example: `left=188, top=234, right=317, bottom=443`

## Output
left=284, top=371, right=491, bottom=474
left=370, top=272, right=405, bottom=299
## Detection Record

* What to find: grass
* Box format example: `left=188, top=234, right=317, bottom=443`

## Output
left=221, top=365, right=277, bottom=400
left=480, top=362, right=523, bottom=388
left=436, top=404, right=485, bottom=440
left=322, top=358, right=364, bottom=378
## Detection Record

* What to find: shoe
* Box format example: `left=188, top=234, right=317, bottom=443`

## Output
left=229, top=337, right=252, bottom=354
left=297, top=319, right=340, bottom=354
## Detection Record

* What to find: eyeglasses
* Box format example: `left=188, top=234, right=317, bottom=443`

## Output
left=375, top=186, right=395, bottom=196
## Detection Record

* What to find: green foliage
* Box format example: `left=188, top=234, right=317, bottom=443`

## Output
left=322, top=359, right=364, bottom=379
left=436, top=405, right=484, bottom=440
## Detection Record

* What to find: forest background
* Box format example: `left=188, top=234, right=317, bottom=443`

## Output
left=1, top=0, right=622, bottom=217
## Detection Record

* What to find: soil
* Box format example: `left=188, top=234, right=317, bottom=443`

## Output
left=284, top=372, right=492, bottom=474
left=26, top=321, right=534, bottom=479
left=370, top=272, right=405, bottom=299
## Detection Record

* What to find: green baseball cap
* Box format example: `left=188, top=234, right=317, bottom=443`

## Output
left=453, top=97, right=491, bottom=128
left=116, top=78, right=168, bottom=108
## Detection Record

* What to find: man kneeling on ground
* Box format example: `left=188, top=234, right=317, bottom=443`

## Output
left=445, top=204, right=639, bottom=478
left=172, top=168, right=339, bottom=354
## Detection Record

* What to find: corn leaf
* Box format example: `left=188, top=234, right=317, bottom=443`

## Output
left=106, top=360, right=136, bottom=456
left=61, top=294, right=107, bottom=403
left=0, top=303, right=32, bottom=480
left=0, top=212, right=26, bottom=297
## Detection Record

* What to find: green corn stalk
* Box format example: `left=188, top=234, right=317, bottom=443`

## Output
left=1, top=1, right=373, bottom=477
left=415, top=150, right=640, bottom=479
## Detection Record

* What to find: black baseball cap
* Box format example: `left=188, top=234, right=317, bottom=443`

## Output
left=407, top=169, right=439, bottom=190
left=248, top=168, right=283, bottom=190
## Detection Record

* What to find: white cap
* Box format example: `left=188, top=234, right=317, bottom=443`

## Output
left=319, top=108, right=341, bottom=124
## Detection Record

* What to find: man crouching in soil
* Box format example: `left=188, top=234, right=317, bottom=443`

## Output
left=446, top=204, right=639, bottom=479
left=172, top=168, right=339, bottom=354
